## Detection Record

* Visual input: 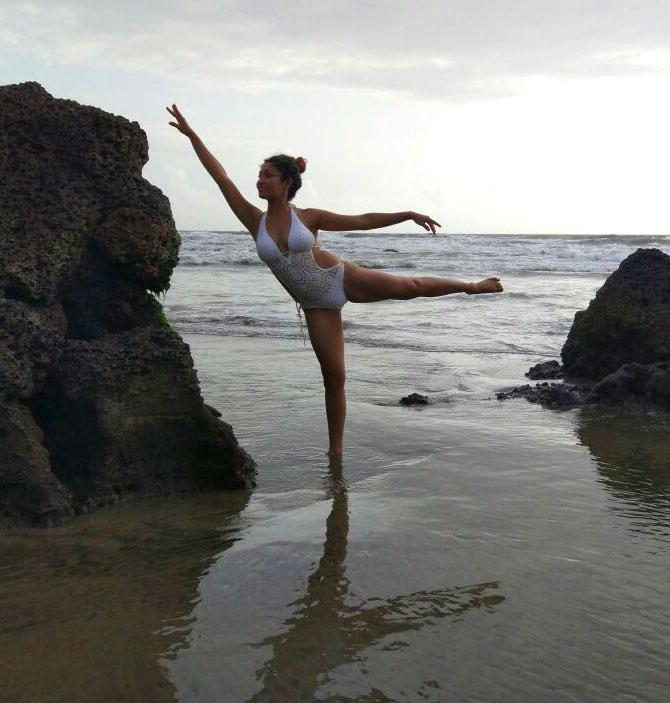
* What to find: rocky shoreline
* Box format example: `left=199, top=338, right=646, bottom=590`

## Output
left=497, top=248, right=670, bottom=413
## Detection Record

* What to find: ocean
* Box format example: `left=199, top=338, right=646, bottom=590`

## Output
left=1, top=231, right=669, bottom=702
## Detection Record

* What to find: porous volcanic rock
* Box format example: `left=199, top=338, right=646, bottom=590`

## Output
left=0, top=82, right=255, bottom=527
left=561, top=248, right=670, bottom=380
left=0, top=402, right=74, bottom=528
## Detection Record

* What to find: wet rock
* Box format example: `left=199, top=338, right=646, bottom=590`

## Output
left=400, top=392, right=429, bottom=405
left=496, top=382, right=592, bottom=408
left=0, top=82, right=256, bottom=527
left=562, top=248, right=670, bottom=381
left=0, top=402, right=74, bottom=528
left=592, top=361, right=670, bottom=411
left=383, top=248, right=400, bottom=253
left=31, top=327, right=255, bottom=514
left=501, top=249, right=670, bottom=414
left=525, top=360, right=564, bottom=380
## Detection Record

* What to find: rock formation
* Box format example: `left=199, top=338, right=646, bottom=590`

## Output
left=562, top=248, right=670, bottom=380
left=0, top=82, right=255, bottom=528
left=498, top=248, right=670, bottom=412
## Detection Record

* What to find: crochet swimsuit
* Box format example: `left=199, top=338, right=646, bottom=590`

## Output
left=255, top=207, right=348, bottom=311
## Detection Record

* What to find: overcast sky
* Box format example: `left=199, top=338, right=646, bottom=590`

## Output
left=2, top=1, right=669, bottom=233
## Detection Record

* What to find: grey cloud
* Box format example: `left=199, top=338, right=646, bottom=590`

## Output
left=2, top=0, right=669, bottom=100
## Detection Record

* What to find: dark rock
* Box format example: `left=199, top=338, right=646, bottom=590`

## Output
left=592, top=361, right=670, bottom=411
left=525, top=360, right=564, bottom=380
left=400, top=392, right=429, bottom=405
left=0, top=82, right=255, bottom=527
left=0, top=82, right=177, bottom=304
left=31, top=327, right=255, bottom=513
left=0, top=402, right=73, bottom=527
left=0, top=297, right=66, bottom=401
left=499, top=250, right=670, bottom=413
left=383, top=248, right=400, bottom=253
left=562, top=248, right=670, bottom=381
left=496, top=382, right=592, bottom=408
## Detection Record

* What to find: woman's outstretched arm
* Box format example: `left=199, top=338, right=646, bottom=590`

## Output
left=303, top=209, right=441, bottom=234
left=167, top=104, right=261, bottom=235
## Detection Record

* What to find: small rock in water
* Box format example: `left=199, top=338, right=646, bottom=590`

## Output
left=400, top=392, right=428, bottom=406
left=383, top=248, right=400, bottom=253
left=526, top=360, right=564, bottom=380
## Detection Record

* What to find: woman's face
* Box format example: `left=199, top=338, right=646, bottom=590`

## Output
left=256, top=162, right=289, bottom=201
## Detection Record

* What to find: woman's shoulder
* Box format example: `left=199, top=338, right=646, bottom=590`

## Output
left=291, top=206, right=318, bottom=235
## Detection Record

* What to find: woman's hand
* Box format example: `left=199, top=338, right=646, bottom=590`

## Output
left=410, top=212, right=441, bottom=235
left=166, top=103, right=196, bottom=138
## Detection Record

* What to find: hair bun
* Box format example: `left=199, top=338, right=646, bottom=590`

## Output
left=295, top=156, right=307, bottom=174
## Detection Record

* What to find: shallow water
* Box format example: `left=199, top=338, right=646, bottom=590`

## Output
left=2, top=335, right=668, bottom=702
left=2, top=234, right=669, bottom=702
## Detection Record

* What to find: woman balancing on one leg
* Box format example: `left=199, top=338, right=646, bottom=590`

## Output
left=167, top=104, right=503, bottom=458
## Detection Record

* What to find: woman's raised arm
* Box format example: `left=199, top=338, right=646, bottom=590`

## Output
left=304, top=209, right=441, bottom=235
left=167, top=104, right=261, bottom=236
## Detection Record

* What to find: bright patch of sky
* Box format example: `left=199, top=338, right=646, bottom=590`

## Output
left=2, top=0, right=669, bottom=233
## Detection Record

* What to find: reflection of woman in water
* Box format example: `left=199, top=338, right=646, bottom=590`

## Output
left=249, top=458, right=504, bottom=700
left=168, top=104, right=503, bottom=457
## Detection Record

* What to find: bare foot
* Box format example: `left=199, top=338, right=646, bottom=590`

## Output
left=466, top=277, right=503, bottom=294
left=326, top=448, right=343, bottom=459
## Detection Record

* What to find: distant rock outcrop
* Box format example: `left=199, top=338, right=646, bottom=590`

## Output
left=0, top=82, right=255, bottom=528
left=499, top=248, right=670, bottom=412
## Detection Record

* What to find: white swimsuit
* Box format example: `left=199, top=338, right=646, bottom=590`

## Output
left=255, top=208, right=348, bottom=310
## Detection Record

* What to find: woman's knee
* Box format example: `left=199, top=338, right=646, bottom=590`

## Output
left=397, top=277, right=421, bottom=300
left=322, top=365, right=346, bottom=391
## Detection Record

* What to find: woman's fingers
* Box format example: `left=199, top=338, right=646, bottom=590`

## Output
left=166, top=104, right=194, bottom=136
left=166, top=104, right=187, bottom=124
left=413, top=213, right=441, bottom=235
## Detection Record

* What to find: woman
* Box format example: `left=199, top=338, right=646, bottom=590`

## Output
left=167, top=104, right=503, bottom=458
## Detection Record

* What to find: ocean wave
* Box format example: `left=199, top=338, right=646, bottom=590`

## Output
left=350, top=259, right=417, bottom=270
left=171, top=324, right=305, bottom=341
left=177, top=256, right=263, bottom=267
left=174, top=230, right=669, bottom=277
left=168, top=314, right=290, bottom=329
left=344, top=232, right=429, bottom=239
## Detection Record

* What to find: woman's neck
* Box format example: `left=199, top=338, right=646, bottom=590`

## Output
left=266, top=198, right=290, bottom=216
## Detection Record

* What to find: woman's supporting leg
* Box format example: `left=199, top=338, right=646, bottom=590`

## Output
left=343, top=262, right=503, bottom=303
left=304, top=308, right=346, bottom=457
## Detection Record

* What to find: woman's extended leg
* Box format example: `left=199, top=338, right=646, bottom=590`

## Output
left=343, top=263, right=503, bottom=303
left=304, top=308, right=346, bottom=457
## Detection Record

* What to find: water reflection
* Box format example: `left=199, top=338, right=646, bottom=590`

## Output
left=249, top=459, right=504, bottom=702
left=0, top=492, right=250, bottom=703
left=576, top=407, right=670, bottom=536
